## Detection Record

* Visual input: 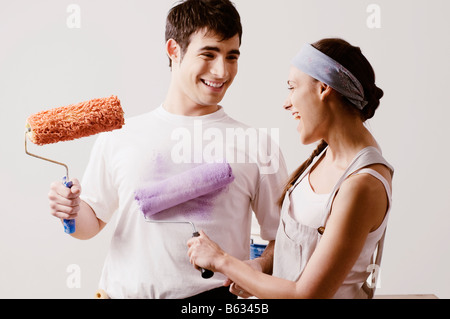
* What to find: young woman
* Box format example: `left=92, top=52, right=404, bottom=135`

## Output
left=187, top=38, right=394, bottom=299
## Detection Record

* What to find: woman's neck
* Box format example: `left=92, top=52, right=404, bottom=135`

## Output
left=323, top=117, right=379, bottom=170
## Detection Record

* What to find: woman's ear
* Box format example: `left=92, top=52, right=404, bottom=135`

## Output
left=166, top=39, right=181, bottom=66
left=319, top=82, right=333, bottom=101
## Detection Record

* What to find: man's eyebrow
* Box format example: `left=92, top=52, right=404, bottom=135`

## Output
left=228, top=49, right=241, bottom=56
left=199, top=46, right=240, bottom=55
left=199, top=46, right=220, bottom=52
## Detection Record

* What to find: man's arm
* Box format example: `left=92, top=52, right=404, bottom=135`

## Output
left=254, top=240, right=275, bottom=274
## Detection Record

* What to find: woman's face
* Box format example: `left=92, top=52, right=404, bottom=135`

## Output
left=284, top=66, right=328, bottom=145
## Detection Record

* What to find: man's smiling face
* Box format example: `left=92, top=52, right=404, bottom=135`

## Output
left=171, top=29, right=240, bottom=114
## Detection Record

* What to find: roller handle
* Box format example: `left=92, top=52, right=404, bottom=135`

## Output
left=192, top=231, right=214, bottom=279
left=62, top=177, right=76, bottom=234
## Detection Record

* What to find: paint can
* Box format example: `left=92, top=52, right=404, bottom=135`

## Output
left=250, top=240, right=267, bottom=260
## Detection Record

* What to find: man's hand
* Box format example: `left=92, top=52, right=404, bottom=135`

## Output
left=48, top=178, right=81, bottom=220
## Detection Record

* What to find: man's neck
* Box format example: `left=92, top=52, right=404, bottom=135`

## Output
left=163, top=91, right=220, bottom=116
left=163, top=102, right=220, bottom=116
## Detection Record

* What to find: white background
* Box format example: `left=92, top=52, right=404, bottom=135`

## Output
left=1, top=0, right=449, bottom=298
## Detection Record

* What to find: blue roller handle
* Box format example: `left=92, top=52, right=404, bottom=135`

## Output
left=62, top=177, right=76, bottom=234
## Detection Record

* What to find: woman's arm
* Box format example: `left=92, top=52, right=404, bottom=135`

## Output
left=188, top=173, right=389, bottom=298
left=223, top=240, right=274, bottom=297
left=188, top=231, right=298, bottom=298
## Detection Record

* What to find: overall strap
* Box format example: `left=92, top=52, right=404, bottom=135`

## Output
left=321, top=146, right=393, bottom=226
left=353, top=167, right=392, bottom=298
left=355, top=168, right=392, bottom=211
left=318, top=147, right=394, bottom=299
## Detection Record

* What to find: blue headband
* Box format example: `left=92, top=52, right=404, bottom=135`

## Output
left=292, top=43, right=367, bottom=110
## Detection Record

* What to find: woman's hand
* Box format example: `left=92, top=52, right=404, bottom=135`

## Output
left=223, top=258, right=263, bottom=298
left=224, top=277, right=253, bottom=298
left=187, top=230, right=227, bottom=273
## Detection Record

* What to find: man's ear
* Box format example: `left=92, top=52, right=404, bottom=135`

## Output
left=166, top=39, right=181, bottom=65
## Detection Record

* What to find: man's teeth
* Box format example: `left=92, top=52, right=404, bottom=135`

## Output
left=203, top=80, right=224, bottom=88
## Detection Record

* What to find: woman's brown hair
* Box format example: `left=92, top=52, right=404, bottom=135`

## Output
left=277, top=38, right=383, bottom=207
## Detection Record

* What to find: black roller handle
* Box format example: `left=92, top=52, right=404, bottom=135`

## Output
left=192, top=231, right=214, bottom=279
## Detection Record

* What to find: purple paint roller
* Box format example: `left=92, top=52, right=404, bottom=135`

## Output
left=134, top=162, right=235, bottom=279
left=135, top=162, right=234, bottom=217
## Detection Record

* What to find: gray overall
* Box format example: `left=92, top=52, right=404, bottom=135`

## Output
left=273, top=146, right=394, bottom=298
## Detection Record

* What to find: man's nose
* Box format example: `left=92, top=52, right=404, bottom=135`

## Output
left=210, top=58, right=228, bottom=78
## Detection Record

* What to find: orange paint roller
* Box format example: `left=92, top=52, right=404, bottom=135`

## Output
left=25, top=95, right=125, bottom=234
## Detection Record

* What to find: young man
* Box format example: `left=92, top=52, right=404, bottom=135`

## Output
left=48, top=0, right=287, bottom=299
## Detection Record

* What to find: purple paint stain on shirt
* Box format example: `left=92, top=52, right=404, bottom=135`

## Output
left=135, top=162, right=234, bottom=220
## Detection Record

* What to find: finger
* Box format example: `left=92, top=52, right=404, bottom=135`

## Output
left=230, top=282, right=251, bottom=298
left=54, top=210, right=78, bottom=220
left=49, top=199, right=81, bottom=213
left=187, top=236, right=200, bottom=248
left=223, top=278, right=232, bottom=287
left=187, top=245, right=194, bottom=259
left=69, top=178, right=82, bottom=196
left=187, top=245, right=201, bottom=264
left=50, top=179, right=81, bottom=199
left=229, top=282, right=241, bottom=294
left=49, top=201, right=80, bottom=218
left=48, top=190, right=81, bottom=208
left=48, top=189, right=80, bottom=220
left=188, top=248, right=202, bottom=272
left=50, top=181, right=75, bottom=199
left=199, top=229, right=210, bottom=240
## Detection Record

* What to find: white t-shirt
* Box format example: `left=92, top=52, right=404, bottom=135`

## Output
left=80, top=105, right=288, bottom=298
